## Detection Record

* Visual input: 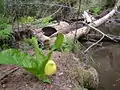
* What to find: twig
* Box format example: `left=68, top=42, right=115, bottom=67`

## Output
left=86, top=23, right=117, bottom=42
left=0, top=67, right=20, bottom=80
left=42, top=5, right=53, bottom=18
left=83, top=22, right=117, bottom=53
left=47, top=6, right=63, bottom=17
left=84, top=35, right=105, bottom=53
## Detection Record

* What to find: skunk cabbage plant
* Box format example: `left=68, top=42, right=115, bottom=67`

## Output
left=0, top=33, right=64, bottom=83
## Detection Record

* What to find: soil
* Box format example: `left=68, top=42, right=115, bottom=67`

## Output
left=0, top=51, right=98, bottom=90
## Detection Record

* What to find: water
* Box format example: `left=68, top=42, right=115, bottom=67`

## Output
left=90, top=44, right=120, bottom=90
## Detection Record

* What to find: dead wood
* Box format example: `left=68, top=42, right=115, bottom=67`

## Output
left=39, top=5, right=118, bottom=44
left=13, top=0, right=120, bottom=49
left=41, top=21, right=71, bottom=37
left=0, top=66, right=19, bottom=80
left=44, top=0, right=120, bottom=48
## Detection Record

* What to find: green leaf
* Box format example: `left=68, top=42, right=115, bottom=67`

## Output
left=0, top=49, right=42, bottom=79
left=0, top=49, right=38, bottom=69
left=90, top=7, right=101, bottom=15
left=24, top=67, right=40, bottom=76
left=0, top=34, right=60, bottom=82
left=42, top=77, right=51, bottom=83
left=52, top=33, right=64, bottom=51
left=27, top=50, right=53, bottom=83
left=40, top=51, right=53, bottom=71
left=36, top=74, right=51, bottom=83
left=31, top=37, right=45, bottom=59
left=24, top=37, right=53, bottom=82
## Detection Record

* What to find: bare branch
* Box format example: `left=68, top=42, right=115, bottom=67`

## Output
left=84, top=35, right=104, bottom=53
left=82, top=11, right=92, bottom=23
left=87, top=23, right=117, bottom=42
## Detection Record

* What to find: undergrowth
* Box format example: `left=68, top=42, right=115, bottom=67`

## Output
left=32, top=16, right=57, bottom=27
left=0, top=15, right=12, bottom=50
left=20, top=16, right=35, bottom=24
left=90, top=7, right=102, bottom=15
left=61, top=37, right=82, bottom=52
left=20, top=16, right=57, bottom=27
left=0, top=15, right=12, bottom=40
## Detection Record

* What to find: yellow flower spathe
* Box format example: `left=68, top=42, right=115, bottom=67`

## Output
left=45, top=60, right=57, bottom=76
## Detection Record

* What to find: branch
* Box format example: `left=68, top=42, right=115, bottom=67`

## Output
left=82, top=10, right=92, bottom=23
left=83, top=23, right=117, bottom=53
left=86, top=23, right=117, bottom=42
left=93, top=0, right=120, bottom=27
left=82, top=0, right=120, bottom=53
left=84, top=35, right=104, bottom=53
left=32, top=0, right=120, bottom=50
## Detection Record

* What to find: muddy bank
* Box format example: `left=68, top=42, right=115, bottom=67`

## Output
left=0, top=52, right=98, bottom=90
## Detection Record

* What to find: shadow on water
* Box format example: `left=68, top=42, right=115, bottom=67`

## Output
left=89, top=44, right=120, bottom=90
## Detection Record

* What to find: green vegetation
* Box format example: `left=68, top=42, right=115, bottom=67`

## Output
left=20, top=16, right=35, bottom=24
left=0, top=15, right=12, bottom=50
left=18, top=40, right=34, bottom=51
left=61, top=37, right=82, bottom=52
left=0, top=25, right=12, bottom=40
left=90, top=7, right=102, bottom=15
left=33, top=16, right=57, bottom=27
left=0, top=33, right=64, bottom=83
left=0, top=15, right=12, bottom=40
left=19, top=15, right=57, bottom=28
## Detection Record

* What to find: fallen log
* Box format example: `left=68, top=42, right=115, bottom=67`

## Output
left=31, top=0, right=120, bottom=49
left=41, top=0, right=119, bottom=39
left=41, top=21, right=71, bottom=37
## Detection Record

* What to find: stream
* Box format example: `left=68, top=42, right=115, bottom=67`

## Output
left=87, top=18, right=120, bottom=90
left=90, top=44, right=120, bottom=90
left=86, top=13, right=120, bottom=90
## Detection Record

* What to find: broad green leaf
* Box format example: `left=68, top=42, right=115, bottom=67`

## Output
left=0, top=49, right=42, bottom=79
left=31, top=37, right=45, bottom=60
left=0, top=49, right=38, bottom=69
left=0, top=34, right=62, bottom=83
left=52, top=33, right=64, bottom=51
left=24, top=67, right=40, bottom=76
left=25, top=52, right=52, bottom=83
